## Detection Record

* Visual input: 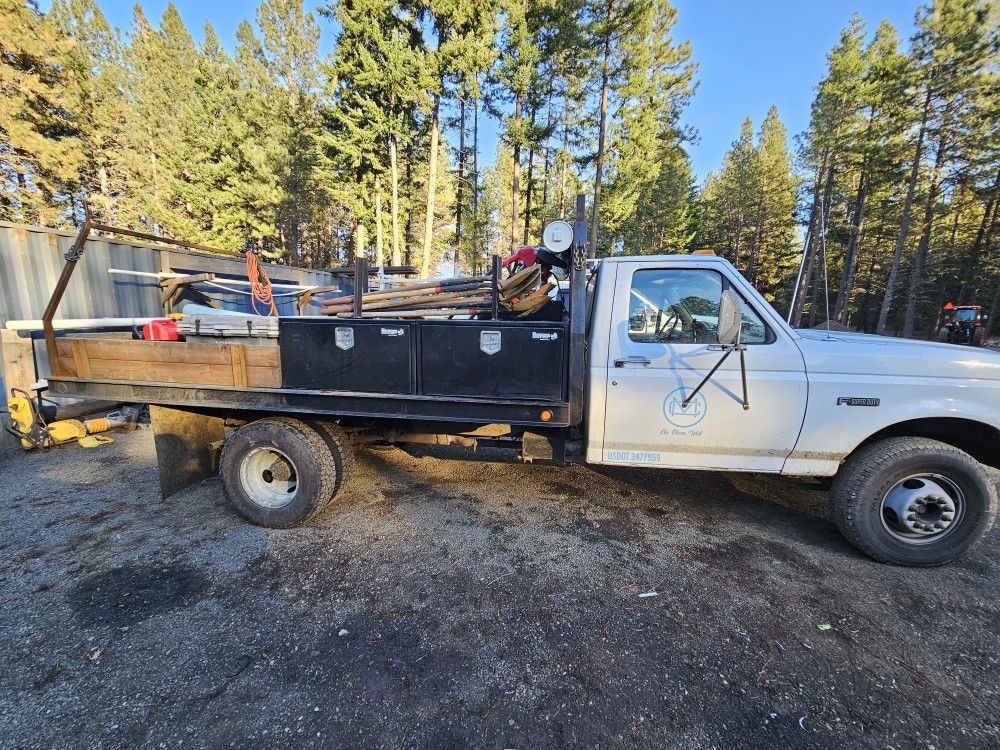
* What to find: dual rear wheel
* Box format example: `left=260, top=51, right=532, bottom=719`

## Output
left=220, top=417, right=353, bottom=528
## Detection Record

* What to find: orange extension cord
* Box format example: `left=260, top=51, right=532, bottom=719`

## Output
left=246, top=251, right=278, bottom=316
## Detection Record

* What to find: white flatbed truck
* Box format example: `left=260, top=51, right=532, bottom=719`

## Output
left=32, top=211, right=1000, bottom=567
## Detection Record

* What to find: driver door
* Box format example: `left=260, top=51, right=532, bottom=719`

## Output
left=601, top=261, right=808, bottom=472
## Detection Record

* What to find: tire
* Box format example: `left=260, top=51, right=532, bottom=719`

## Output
left=972, top=327, right=985, bottom=347
left=829, top=437, right=997, bottom=566
left=307, top=420, right=354, bottom=498
left=220, top=417, right=337, bottom=528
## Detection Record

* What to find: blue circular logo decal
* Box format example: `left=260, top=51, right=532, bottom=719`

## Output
left=663, top=387, right=708, bottom=428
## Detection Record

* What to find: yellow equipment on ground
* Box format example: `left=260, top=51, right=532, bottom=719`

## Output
left=5, top=390, right=138, bottom=450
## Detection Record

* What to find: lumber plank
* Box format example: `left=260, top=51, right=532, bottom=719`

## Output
left=72, top=339, right=93, bottom=379
left=229, top=345, right=248, bottom=388
left=246, top=366, right=280, bottom=388
left=64, top=338, right=232, bottom=365
left=86, top=358, right=235, bottom=386
left=1, top=330, right=36, bottom=392
left=244, top=346, right=279, bottom=367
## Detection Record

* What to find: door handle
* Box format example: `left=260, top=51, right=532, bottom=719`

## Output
left=614, top=356, right=651, bottom=368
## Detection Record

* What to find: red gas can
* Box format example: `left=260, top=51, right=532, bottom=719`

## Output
left=143, top=319, right=180, bottom=341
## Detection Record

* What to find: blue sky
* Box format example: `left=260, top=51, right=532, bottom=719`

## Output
left=48, top=0, right=919, bottom=184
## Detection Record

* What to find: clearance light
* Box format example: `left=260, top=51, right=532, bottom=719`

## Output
left=540, top=409, right=553, bottom=422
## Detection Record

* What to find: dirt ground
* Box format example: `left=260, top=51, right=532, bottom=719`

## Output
left=0, top=428, right=997, bottom=750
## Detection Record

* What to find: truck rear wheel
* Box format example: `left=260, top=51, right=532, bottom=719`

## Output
left=307, top=420, right=355, bottom=496
left=830, top=437, right=996, bottom=566
left=220, top=417, right=338, bottom=528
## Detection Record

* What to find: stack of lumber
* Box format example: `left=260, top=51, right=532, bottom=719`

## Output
left=319, top=266, right=555, bottom=319
left=177, top=313, right=279, bottom=339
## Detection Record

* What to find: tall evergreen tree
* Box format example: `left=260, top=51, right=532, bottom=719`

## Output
left=584, top=0, right=694, bottom=257
left=0, top=0, right=81, bottom=224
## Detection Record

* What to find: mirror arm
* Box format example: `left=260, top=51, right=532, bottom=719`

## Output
left=682, top=347, right=735, bottom=407
left=681, top=344, right=750, bottom=411
left=738, top=346, right=750, bottom=410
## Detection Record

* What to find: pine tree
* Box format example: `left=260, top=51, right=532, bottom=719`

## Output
left=257, top=0, right=326, bottom=261
left=831, top=20, right=911, bottom=324
left=699, top=107, right=797, bottom=302
left=49, top=0, right=125, bottom=223
left=584, top=0, right=694, bottom=257
left=792, top=14, right=866, bottom=325
left=0, top=0, right=82, bottom=224
left=899, top=0, right=998, bottom=337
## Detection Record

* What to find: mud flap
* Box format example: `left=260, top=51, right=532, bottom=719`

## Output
left=522, top=430, right=566, bottom=464
left=149, top=405, right=226, bottom=500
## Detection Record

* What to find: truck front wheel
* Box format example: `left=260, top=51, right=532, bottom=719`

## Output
left=830, top=437, right=996, bottom=566
left=220, top=417, right=339, bottom=528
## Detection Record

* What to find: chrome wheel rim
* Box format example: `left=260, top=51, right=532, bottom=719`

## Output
left=239, top=447, right=298, bottom=509
left=880, top=473, right=964, bottom=545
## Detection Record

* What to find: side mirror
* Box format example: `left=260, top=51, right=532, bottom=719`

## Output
left=717, top=289, right=743, bottom=347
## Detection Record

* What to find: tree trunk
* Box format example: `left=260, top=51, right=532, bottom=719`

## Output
left=858, top=234, right=883, bottom=332
left=833, top=173, right=868, bottom=323
left=902, top=97, right=952, bottom=338
left=511, top=94, right=522, bottom=252
left=986, top=279, right=1000, bottom=339
left=957, top=168, right=999, bottom=304
left=523, top=150, right=535, bottom=244
left=389, top=131, right=401, bottom=265
left=807, top=238, right=824, bottom=328
left=791, top=151, right=828, bottom=324
left=455, top=94, right=465, bottom=276
left=793, top=153, right=835, bottom=326
left=876, top=84, right=932, bottom=336
left=420, top=96, right=441, bottom=278
left=588, top=29, right=613, bottom=258
left=375, top=176, right=384, bottom=266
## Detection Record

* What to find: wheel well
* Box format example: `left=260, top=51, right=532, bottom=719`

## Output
left=858, top=418, right=1000, bottom=470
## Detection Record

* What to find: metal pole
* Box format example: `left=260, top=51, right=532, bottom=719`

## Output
left=42, top=218, right=92, bottom=375
left=786, top=231, right=809, bottom=325
left=490, top=256, right=501, bottom=320
left=90, top=222, right=245, bottom=258
left=353, top=257, right=368, bottom=318
left=568, top=194, right=588, bottom=426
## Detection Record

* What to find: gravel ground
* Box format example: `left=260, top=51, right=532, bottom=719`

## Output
left=0, top=427, right=997, bottom=750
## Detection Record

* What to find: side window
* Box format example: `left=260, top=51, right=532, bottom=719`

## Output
left=627, top=268, right=768, bottom=344
left=737, top=298, right=769, bottom=343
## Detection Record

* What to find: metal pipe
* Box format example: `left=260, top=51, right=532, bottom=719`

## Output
left=108, top=268, right=317, bottom=291
left=568, top=193, right=588, bottom=426
left=42, top=219, right=92, bottom=374
left=90, top=221, right=245, bottom=258
left=7, top=317, right=160, bottom=332
left=323, top=275, right=489, bottom=305
left=491, top=255, right=501, bottom=320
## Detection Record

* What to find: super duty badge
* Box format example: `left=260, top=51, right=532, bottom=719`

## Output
left=837, top=397, right=880, bottom=407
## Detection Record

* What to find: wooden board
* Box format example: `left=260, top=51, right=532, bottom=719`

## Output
left=1, top=329, right=35, bottom=393
left=53, top=337, right=280, bottom=389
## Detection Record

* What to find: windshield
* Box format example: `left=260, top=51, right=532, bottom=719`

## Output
left=950, top=309, right=978, bottom=322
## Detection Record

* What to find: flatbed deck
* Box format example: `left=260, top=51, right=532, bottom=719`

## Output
left=47, top=317, right=574, bottom=428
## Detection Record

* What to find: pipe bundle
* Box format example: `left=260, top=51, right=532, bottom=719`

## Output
left=320, top=267, right=550, bottom=319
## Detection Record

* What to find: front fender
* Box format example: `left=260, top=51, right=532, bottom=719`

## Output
left=782, top=373, right=1000, bottom=476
